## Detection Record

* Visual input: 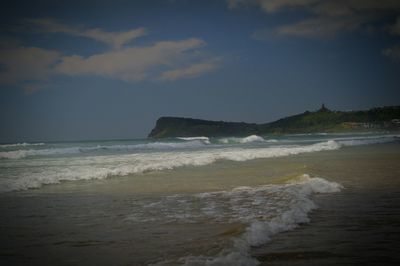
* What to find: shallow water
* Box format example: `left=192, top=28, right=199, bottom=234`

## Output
left=0, top=135, right=399, bottom=265
left=254, top=144, right=400, bottom=265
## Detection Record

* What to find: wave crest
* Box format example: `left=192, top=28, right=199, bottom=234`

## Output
left=218, top=135, right=269, bottom=144
left=0, top=141, right=341, bottom=192
left=0, top=140, right=209, bottom=160
left=143, top=174, right=343, bottom=265
left=177, top=136, right=210, bottom=143
left=0, top=142, right=45, bottom=148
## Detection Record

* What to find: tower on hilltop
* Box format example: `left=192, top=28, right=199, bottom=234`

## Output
left=319, top=103, right=330, bottom=112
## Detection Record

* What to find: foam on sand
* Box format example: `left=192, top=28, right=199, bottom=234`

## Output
left=142, top=174, right=343, bottom=265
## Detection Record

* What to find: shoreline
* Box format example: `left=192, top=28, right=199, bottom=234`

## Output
left=253, top=142, right=400, bottom=265
left=0, top=142, right=399, bottom=265
left=8, top=142, right=397, bottom=196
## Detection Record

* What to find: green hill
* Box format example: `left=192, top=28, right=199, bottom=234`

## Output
left=148, top=105, right=400, bottom=138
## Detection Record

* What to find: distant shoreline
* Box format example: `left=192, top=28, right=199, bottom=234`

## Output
left=148, top=105, right=400, bottom=138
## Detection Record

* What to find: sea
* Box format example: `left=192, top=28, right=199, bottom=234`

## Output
left=0, top=132, right=399, bottom=265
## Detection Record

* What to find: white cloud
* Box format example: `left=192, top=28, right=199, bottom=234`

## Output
left=229, top=0, right=400, bottom=38
left=229, top=0, right=400, bottom=15
left=228, top=0, right=320, bottom=13
left=27, top=18, right=147, bottom=49
left=55, top=38, right=206, bottom=81
left=159, top=58, right=220, bottom=81
left=273, top=15, right=370, bottom=38
left=312, top=0, right=400, bottom=17
left=252, top=15, right=369, bottom=39
left=0, top=20, right=219, bottom=91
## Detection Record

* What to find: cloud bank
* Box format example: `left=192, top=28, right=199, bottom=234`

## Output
left=229, top=0, right=400, bottom=62
left=27, top=18, right=147, bottom=49
left=160, top=58, right=220, bottom=81
left=0, top=19, right=219, bottom=91
left=229, top=0, right=400, bottom=38
left=55, top=38, right=208, bottom=81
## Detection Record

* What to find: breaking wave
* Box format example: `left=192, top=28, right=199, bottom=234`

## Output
left=142, top=174, right=343, bottom=265
left=0, top=142, right=45, bottom=148
left=0, top=140, right=341, bottom=192
left=177, top=136, right=210, bottom=144
left=218, top=135, right=272, bottom=144
left=0, top=140, right=209, bottom=160
left=0, top=134, right=398, bottom=192
left=239, top=135, right=265, bottom=143
left=2, top=134, right=397, bottom=160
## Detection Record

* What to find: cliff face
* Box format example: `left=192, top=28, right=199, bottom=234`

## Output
left=148, top=106, right=400, bottom=138
left=148, top=117, right=259, bottom=138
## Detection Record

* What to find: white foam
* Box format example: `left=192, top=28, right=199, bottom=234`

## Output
left=177, top=136, right=211, bottom=144
left=239, top=135, right=265, bottom=143
left=0, top=141, right=342, bottom=192
left=218, top=135, right=266, bottom=144
left=0, top=140, right=209, bottom=159
left=143, top=175, right=343, bottom=265
left=1, top=134, right=397, bottom=192
left=5, top=134, right=394, bottom=161
left=0, top=142, right=45, bottom=148
left=0, top=150, right=29, bottom=159
left=218, top=138, right=229, bottom=144
left=183, top=175, right=342, bottom=265
left=336, top=135, right=399, bottom=146
left=0, top=147, right=80, bottom=159
left=129, top=140, right=209, bottom=149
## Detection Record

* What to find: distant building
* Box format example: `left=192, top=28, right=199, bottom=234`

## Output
left=318, top=103, right=330, bottom=112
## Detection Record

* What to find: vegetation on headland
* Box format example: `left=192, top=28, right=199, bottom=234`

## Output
left=148, top=105, right=400, bottom=138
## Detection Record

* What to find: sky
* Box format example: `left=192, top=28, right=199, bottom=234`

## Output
left=0, top=0, right=400, bottom=142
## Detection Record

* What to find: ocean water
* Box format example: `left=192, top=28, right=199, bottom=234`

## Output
left=0, top=132, right=399, bottom=265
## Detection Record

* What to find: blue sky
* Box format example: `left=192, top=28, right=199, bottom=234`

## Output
left=1, top=0, right=400, bottom=142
